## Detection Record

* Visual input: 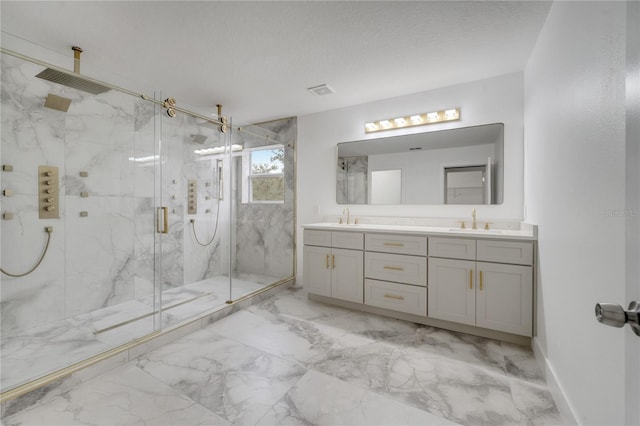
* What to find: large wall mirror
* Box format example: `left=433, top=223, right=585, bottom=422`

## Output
left=336, top=123, right=504, bottom=205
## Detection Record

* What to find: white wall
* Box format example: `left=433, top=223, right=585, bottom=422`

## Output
left=297, top=72, right=524, bottom=279
left=524, top=2, right=627, bottom=424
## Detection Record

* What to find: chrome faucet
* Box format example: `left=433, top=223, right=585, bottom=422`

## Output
left=471, top=208, right=477, bottom=230
left=343, top=207, right=350, bottom=225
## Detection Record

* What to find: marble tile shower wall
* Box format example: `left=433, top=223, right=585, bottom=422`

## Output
left=233, top=117, right=296, bottom=280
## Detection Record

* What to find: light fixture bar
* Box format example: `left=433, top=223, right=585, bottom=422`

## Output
left=364, top=108, right=460, bottom=133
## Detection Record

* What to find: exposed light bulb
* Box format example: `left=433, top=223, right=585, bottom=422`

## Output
left=445, top=109, right=458, bottom=119
left=427, top=112, right=439, bottom=121
left=410, top=115, right=423, bottom=124
left=394, top=117, right=407, bottom=126
left=365, top=122, right=378, bottom=131
left=379, top=120, right=392, bottom=128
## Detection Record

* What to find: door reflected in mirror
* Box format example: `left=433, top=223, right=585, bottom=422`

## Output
left=336, top=123, right=504, bottom=205
left=371, top=169, right=402, bottom=204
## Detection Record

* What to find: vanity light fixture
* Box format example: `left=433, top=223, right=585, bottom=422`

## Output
left=364, top=108, right=460, bottom=133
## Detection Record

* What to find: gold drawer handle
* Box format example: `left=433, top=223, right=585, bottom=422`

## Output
left=332, top=254, right=335, bottom=269
left=479, top=270, right=483, bottom=290
left=325, top=254, right=329, bottom=269
left=469, top=270, right=473, bottom=289
left=383, top=266, right=404, bottom=271
left=383, top=242, right=405, bottom=247
left=383, top=293, right=404, bottom=301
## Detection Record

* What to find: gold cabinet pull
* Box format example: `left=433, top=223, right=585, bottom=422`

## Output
left=383, top=294, right=404, bottom=301
left=332, top=254, right=335, bottom=269
left=479, top=270, right=483, bottom=290
left=325, top=254, right=329, bottom=269
left=383, top=266, right=404, bottom=271
left=383, top=242, right=405, bottom=247
left=469, top=270, right=473, bottom=289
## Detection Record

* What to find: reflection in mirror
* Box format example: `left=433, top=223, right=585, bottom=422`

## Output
left=371, top=169, right=402, bottom=204
left=336, top=123, right=504, bottom=205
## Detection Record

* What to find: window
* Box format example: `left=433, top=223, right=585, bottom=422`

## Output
left=244, top=145, right=285, bottom=203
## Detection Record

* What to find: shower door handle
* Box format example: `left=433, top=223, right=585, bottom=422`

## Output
left=157, top=207, right=169, bottom=234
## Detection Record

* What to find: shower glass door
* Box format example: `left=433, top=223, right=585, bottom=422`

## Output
left=156, top=102, right=232, bottom=325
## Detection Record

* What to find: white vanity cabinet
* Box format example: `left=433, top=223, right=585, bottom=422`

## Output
left=303, top=230, right=364, bottom=303
left=428, top=237, right=533, bottom=336
left=303, top=223, right=536, bottom=344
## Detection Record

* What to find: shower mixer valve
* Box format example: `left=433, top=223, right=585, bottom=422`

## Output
left=188, top=180, right=197, bottom=214
left=39, top=165, right=59, bottom=219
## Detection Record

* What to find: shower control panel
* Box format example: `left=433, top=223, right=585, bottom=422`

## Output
left=188, top=180, right=197, bottom=214
left=39, top=165, right=59, bottom=219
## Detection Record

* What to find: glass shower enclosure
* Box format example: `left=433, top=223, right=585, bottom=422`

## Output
left=0, top=41, right=295, bottom=395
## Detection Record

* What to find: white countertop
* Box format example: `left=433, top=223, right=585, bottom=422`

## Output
left=302, top=222, right=537, bottom=241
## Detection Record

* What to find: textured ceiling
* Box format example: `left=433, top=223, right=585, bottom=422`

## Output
left=1, top=1, right=552, bottom=124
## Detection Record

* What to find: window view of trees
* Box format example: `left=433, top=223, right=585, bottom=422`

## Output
left=250, top=147, right=284, bottom=202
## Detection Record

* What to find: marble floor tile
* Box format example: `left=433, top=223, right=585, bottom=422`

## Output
left=136, top=328, right=306, bottom=425
left=257, top=370, right=460, bottom=426
left=502, top=342, right=546, bottom=385
left=385, top=346, right=522, bottom=425
left=314, top=339, right=523, bottom=426
left=387, top=325, right=507, bottom=374
left=3, top=289, right=563, bottom=426
left=205, top=309, right=347, bottom=366
left=509, top=378, right=563, bottom=425
left=248, top=288, right=356, bottom=324
left=2, top=365, right=230, bottom=426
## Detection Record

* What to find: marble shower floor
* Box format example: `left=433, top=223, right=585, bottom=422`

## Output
left=2, top=287, right=563, bottom=426
left=0, top=273, right=277, bottom=392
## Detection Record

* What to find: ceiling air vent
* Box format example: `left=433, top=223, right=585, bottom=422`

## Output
left=307, top=84, right=335, bottom=96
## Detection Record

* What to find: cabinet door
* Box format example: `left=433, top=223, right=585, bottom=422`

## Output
left=331, top=248, right=364, bottom=304
left=428, top=258, right=476, bottom=325
left=476, top=262, right=533, bottom=336
left=304, top=246, right=332, bottom=297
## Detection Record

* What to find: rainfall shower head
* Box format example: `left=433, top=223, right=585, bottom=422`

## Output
left=191, top=134, right=208, bottom=144
left=35, top=46, right=111, bottom=95
left=44, top=93, right=72, bottom=112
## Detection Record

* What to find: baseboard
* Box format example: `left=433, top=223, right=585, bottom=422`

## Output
left=532, top=337, right=580, bottom=425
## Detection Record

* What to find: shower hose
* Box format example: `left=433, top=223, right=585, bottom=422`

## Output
left=190, top=198, right=221, bottom=247
left=0, top=226, right=53, bottom=277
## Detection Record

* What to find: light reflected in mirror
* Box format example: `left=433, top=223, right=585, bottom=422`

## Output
left=336, top=123, right=504, bottom=205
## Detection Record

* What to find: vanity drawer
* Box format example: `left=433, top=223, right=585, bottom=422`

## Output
left=477, top=240, right=533, bottom=265
left=365, top=252, right=427, bottom=286
left=365, top=233, right=427, bottom=256
left=428, top=237, right=476, bottom=260
left=332, top=232, right=364, bottom=250
left=304, top=230, right=331, bottom=247
left=365, top=279, right=427, bottom=316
